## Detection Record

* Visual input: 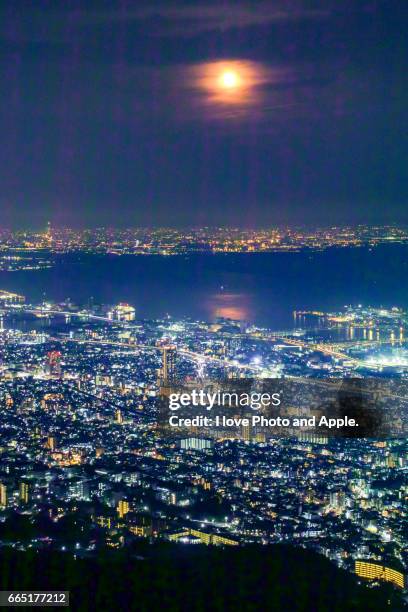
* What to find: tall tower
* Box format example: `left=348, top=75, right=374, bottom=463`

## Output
left=46, top=221, right=52, bottom=243
left=162, top=345, right=176, bottom=384
left=47, top=351, right=62, bottom=378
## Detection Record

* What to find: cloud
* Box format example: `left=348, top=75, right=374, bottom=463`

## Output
left=78, top=1, right=330, bottom=36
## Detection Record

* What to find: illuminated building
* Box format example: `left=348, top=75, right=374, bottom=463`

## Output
left=0, top=290, right=25, bottom=304
left=96, top=374, right=113, bottom=386
left=298, top=432, right=329, bottom=445
left=67, top=479, right=90, bottom=501
left=198, top=478, right=211, bottom=490
left=0, top=483, right=8, bottom=508
left=47, top=436, right=57, bottom=451
left=180, top=437, right=212, bottom=451
left=161, top=345, right=176, bottom=384
left=19, top=482, right=29, bottom=504
left=241, top=423, right=251, bottom=441
left=108, top=303, right=136, bottom=322
left=129, top=524, right=152, bottom=538
left=129, top=516, right=153, bottom=538
left=117, top=500, right=130, bottom=519
left=96, top=516, right=113, bottom=529
left=47, top=351, right=62, bottom=378
left=355, top=561, right=405, bottom=589
left=329, top=491, right=346, bottom=511
left=387, top=454, right=397, bottom=468
left=168, top=528, right=238, bottom=546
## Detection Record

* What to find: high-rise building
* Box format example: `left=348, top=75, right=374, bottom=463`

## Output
left=117, top=500, right=130, bottom=518
left=241, top=423, right=251, bottom=441
left=161, top=345, right=176, bottom=384
left=19, top=482, right=29, bottom=504
left=47, top=351, right=62, bottom=378
left=47, top=436, right=57, bottom=451
left=0, top=483, right=8, bottom=508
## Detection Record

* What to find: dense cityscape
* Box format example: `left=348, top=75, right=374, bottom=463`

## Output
left=0, top=288, right=406, bottom=601
left=1, top=0, right=407, bottom=606
left=0, top=225, right=407, bottom=268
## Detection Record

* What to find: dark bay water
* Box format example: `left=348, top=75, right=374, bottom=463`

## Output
left=0, top=245, right=407, bottom=329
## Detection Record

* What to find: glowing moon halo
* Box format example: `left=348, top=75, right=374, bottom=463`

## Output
left=219, top=70, right=240, bottom=89
left=189, top=60, right=269, bottom=116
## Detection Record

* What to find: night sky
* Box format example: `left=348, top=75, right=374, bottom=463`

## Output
left=0, top=1, right=407, bottom=228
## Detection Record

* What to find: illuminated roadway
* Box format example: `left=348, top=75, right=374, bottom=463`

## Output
left=9, top=306, right=259, bottom=371
left=49, top=336, right=258, bottom=373
left=5, top=304, right=407, bottom=402
left=10, top=305, right=408, bottom=369
left=210, top=330, right=362, bottom=365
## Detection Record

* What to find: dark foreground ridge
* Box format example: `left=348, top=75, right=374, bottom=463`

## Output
left=0, top=544, right=403, bottom=611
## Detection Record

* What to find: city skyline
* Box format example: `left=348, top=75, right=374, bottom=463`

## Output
left=3, top=221, right=408, bottom=230
left=0, top=3, right=406, bottom=607
left=0, top=289, right=406, bottom=605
